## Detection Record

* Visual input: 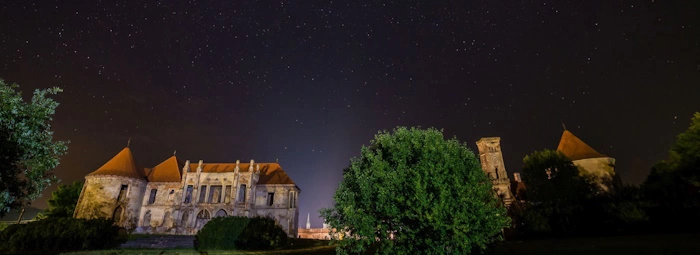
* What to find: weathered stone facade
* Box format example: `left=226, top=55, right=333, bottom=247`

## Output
left=73, top=147, right=300, bottom=237
left=476, top=137, right=515, bottom=205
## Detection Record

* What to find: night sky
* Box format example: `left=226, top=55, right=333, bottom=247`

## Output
left=1, top=1, right=698, bottom=227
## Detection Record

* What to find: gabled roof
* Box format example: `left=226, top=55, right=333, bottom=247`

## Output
left=87, top=147, right=145, bottom=179
left=146, top=155, right=184, bottom=182
left=556, top=130, right=607, bottom=161
left=187, top=162, right=296, bottom=185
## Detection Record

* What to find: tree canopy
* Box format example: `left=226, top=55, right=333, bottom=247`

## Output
left=320, top=127, right=510, bottom=255
left=43, top=181, right=83, bottom=218
left=0, top=80, right=68, bottom=217
left=643, top=112, right=700, bottom=216
left=518, top=149, right=595, bottom=234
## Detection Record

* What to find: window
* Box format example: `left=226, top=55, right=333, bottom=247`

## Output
left=148, top=189, right=157, bottom=204
left=224, top=185, right=232, bottom=203
left=267, top=192, right=275, bottom=206
left=208, top=185, right=222, bottom=203
left=238, top=184, right=246, bottom=203
left=289, top=191, right=297, bottom=208
left=117, top=185, right=128, bottom=201
left=184, top=185, right=193, bottom=204
left=198, top=185, right=207, bottom=203
left=112, top=206, right=123, bottom=223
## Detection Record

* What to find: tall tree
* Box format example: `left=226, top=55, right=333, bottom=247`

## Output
left=519, top=150, right=595, bottom=234
left=0, top=79, right=68, bottom=217
left=320, top=127, right=510, bottom=255
left=43, top=181, right=83, bottom=218
left=643, top=112, right=700, bottom=226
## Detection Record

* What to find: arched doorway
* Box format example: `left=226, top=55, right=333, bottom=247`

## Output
left=112, top=206, right=124, bottom=223
left=142, top=210, right=152, bottom=227
left=215, top=209, right=227, bottom=218
left=195, top=209, right=211, bottom=230
left=180, top=210, right=190, bottom=228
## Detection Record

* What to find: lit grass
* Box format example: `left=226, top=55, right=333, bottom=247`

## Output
left=61, top=245, right=336, bottom=255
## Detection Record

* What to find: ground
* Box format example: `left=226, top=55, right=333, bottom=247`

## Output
left=62, top=233, right=700, bottom=255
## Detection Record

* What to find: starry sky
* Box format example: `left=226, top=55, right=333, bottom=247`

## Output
left=1, top=1, right=699, bottom=227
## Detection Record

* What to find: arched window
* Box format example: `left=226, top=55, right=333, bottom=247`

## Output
left=215, top=209, right=227, bottom=218
left=197, top=209, right=211, bottom=220
left=143, top=210, right=152, bottom=227
left=180, top=210, right=190, bottom=227
left=112, top=206, right=124, bottom=223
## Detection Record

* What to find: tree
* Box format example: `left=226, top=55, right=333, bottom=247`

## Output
left=320, top=127, right=510, bottom=255
left=642, top=112, right=700, bottom=229
left=0, top=79, right=68, bottom=217
left=519, top=150, right=595, bottom=234
left=42, top=181, right=83, bottom=218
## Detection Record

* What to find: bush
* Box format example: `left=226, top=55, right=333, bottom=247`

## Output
left=0, top=217, right=125, bottom=253
left=195, top=216, right=288, bottom=251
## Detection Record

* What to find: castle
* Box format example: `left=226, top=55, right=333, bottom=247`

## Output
left=72, top=131, right=613, bottom=238
left=73, top=147, right=300, bottom=236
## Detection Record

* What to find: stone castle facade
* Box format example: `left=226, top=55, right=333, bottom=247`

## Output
left=476, top=137, right=515, bottom=205
left=73, top=147, right=300, bottom=236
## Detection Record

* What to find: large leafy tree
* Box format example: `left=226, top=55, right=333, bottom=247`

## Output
left=0, top=79, right=68, bottom=217
left=42, top=180, right=83, bottom=218
left=320, top=127, right=510, bottom=255
left=643, top=112, right=700, bottom=227
left=519, top=150, right=594, bottom=234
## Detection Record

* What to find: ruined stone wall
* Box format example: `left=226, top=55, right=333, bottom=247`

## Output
left=573, top=157, right=616, bottom=192
left=74, top=176, right=146, bottom=230
left=253, top=184, right=300, bottom=237
left=138, top=182, right=182, bottom=234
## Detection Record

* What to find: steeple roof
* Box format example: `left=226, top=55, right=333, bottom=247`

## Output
left=556, top=130, right=607, bottom=161
left=146, top=155, right=184, bottom=182
left=87, top=147, right=145, bottom=179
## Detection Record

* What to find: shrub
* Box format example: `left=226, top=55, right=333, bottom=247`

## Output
left=196, top=216, right=288, bottom=251
left=0, top=217, right=125, bottom=253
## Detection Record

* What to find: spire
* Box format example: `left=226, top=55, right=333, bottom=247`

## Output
left=127, top=137, right=131, bottom=148
left=306, top=213, right=311, bottom=229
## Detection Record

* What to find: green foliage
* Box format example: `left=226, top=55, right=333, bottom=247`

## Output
left=521, top=150, right=594, bottom=203
left=518, top=150, right=596, bottom=235
left=0, top=217, right=125, bottom=253
left=642, top=112, right=700, bottom=230
left=195, top=216, right=288, bottom=251
left=0, top=221, right=6, bottom=232
left=320, top=127, right=510, bottom=255
left=0, top=79, right=68, bottom=217
left=515, top=151, right=649, bottom=237
left=44, top=180, right=83, bottom=218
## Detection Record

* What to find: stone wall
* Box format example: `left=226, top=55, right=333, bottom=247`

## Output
left=120, top=169, right=300, bottom=236
left=573, top=157, right=616, bottom=192
left=74, top=176, right=146, bottom=230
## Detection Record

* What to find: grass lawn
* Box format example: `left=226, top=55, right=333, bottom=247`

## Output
left=490, top=233, right=700, bottom=255
left=62, top=239, right=336, bottom=255
left=62, top=233, right=700, bottom=255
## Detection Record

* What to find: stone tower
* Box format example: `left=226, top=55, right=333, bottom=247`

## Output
left=476, top=137, right=514, bottom=205
left=74, top=147, right=147, bottom=229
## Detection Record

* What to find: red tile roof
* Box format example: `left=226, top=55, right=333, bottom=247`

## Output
left=188, top=162, right=295, bottom=185
left=556, top=130, right=607, bottom=161
left=146, top=156, right=184, bottom=182
left=87, top=147, right=145, bottom=179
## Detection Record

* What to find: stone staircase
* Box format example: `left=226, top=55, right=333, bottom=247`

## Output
left=120, top=235, right=195, bottom=249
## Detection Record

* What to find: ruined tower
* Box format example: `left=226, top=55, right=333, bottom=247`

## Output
left=476, top=137, right=514, bottom=205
